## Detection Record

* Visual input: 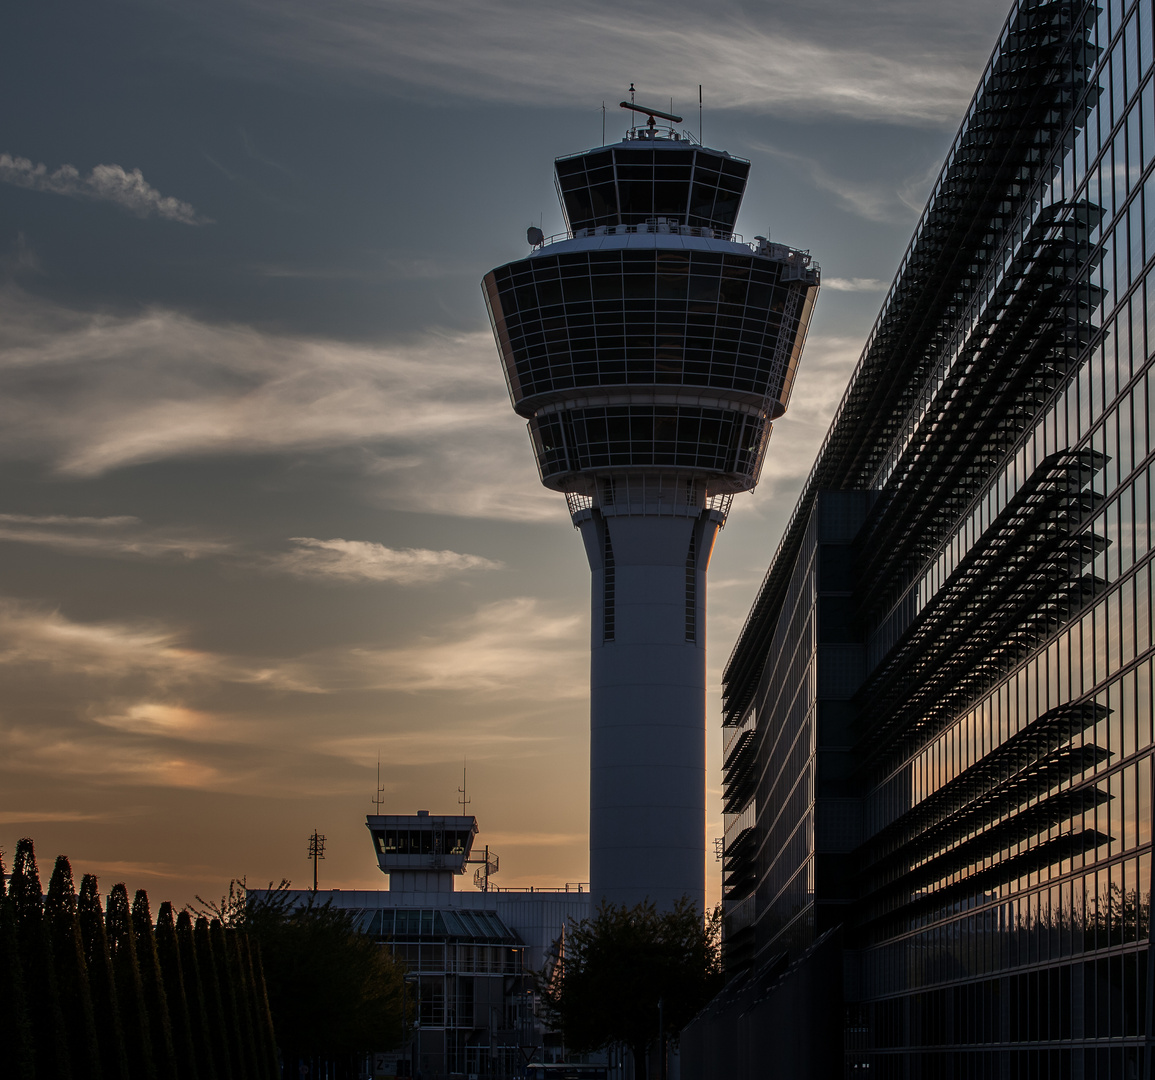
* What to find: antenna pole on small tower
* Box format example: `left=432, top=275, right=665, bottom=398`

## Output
left=699, top=85, right=703, bottom=144
left=372, top=753, right=386, bottom=812
left=602, top=101, right=606, bottom=146
left=458, top=759, right=471, bottom=813
left=307, top=829, right=326, bottom=892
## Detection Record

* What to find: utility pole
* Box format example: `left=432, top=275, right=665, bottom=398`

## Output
left=307, top=829, right=326, bottom=892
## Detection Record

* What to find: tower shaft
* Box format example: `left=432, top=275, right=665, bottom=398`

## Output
left=577, top=488, right=722, bottom=910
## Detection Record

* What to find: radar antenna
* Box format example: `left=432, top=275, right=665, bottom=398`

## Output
left=619, top=100, right=683, bottom=128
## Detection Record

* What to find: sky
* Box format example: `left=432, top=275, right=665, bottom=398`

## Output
left=0, top=0, right=1013, bottom=910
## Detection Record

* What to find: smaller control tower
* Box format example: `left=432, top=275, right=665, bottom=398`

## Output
left=368, top=810, right=478, bottom=893
left=483, top=98, right=819, bottom=911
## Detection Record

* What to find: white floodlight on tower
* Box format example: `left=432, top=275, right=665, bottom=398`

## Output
left=482, top=93, right=820, bottom=912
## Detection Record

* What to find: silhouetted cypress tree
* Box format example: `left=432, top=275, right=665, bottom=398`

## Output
left=210, top=919, right=247, bottom=1078
left=107, top=883, right=156, bottom=1080
left=177, top=909, right=219, bottom=1080
left=11, top=838, right=72, bottom=1080
left=224, top=928, right=261, bottom=1080
left=239, top=934, right=278, bottom=1080
left=79, top=875, right=131, bottom=1080
left=155, top=902, right=200, bottom=1080
left=131, top=891, right=178, bottom=1079
left=0, top=850, right=35, bottom=1080
left=195, top=915, right=234, bottom=1080
left=45, top=856, right=103, bottom=1079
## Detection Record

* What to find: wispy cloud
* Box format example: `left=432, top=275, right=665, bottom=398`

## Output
left=0, top=287, right=556, bottom=523
left=0, top=513, right=232, bottom=561
left=0, top=598, right=316, bottom=693
left=218, top=0, right=1005, bottom=128
left=822, top=277, right=888, bottom=293
left=752, top=141, right=935, bottom=224
left=0, top=154, right=208, bottom=224
left=269, top=537, right=502, bottom=584
left=279, top=597, right=587, bottom=700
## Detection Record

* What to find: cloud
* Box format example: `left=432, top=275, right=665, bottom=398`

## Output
left=214, top=0, right=1006, bottom=128
left=0, top=513, right=232, bottom=561
left=752, top=141, right=937, bottom=224
left=280, top=597, right=587, bottom=700
left=822, top=277, right=888, bottom=293
left=0, top=154, right=208, bottom=224
left=269, top=537, right=502, bottom=584
left=0, top=287, right=556, bottom=523
left=0, top=597, right=316, bottom=693
left=0, top=810, right=107, bottom=825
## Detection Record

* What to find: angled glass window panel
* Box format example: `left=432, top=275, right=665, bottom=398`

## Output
left=535, top=279, right=563, bottom=306
left=712, top=193, right=741, bottom=229
left=689, top=275, right=720, bottom=303
left=623, top=274, right=653, bottom=299
left=689, top=184, right=718, bottom=224
left=562, top=275, right=592, bottom=302
left=654, top=181, right=689, bottom=217
left=615, top=148, right=657, bottom=166
left=441, top=910, right=465, bottom=936
left=619, top=186, right=657, bottom=222
left=592, top=276, right=623, bottom=301
left=560, top=184, right=596, bottom=230
left=590, top=184, right=617, bottom=222
left=555, top=155, right=586, bottom=177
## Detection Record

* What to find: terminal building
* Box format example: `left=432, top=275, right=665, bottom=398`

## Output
left=483, top=103, right=819, bottom=910
left=279, top=811, right=590, bottom=1079
left=681, top=0, right=1155, bottom=1076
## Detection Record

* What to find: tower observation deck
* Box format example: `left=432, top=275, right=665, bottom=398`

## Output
left=483, top=104, right=820, bottom=911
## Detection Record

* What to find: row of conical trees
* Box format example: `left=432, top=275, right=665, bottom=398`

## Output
left=1, top=837, right=279, bottom=1080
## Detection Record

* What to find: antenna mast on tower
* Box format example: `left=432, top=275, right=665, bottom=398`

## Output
left=307, top=830, right=326, bottom=893
left=458, top=760, right=471, bottom=812
left=372, top=753, right=386, bottom=812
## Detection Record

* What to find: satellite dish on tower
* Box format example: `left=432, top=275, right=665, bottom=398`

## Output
left=527, top=226, right=545, bottom=247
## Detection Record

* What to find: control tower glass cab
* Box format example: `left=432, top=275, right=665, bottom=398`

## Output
left=482, top=106, right=819, bottom=912
left=367, top=811, right=478, bottom=893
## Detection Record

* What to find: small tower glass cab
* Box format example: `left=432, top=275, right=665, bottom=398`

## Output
left=367, top=810, right=478, bottom=894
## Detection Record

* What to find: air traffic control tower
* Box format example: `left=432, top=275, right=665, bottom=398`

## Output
left=483, top=100, right=820, bottom=911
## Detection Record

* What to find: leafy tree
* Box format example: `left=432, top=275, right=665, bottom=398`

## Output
left=176, top=909, right=219, bottom=1080
left=155, top=901, right=201, bottom=1080
left=45, top=856, right=102, bottom=1078
left=541, top=899, right=723, bottom=1080
left=11, top=838, right=72, bottom=1080
left=107, top=883, right=156, bottom=1080
left=131, top=891, right=178, bottom=1080
left=246, top=885, right=409, bottom=1058
left=79, top=875, right=131, bottom=1080
left=0, top=849, right=35, bottom=1080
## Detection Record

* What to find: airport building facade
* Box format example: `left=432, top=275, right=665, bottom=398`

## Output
left=683, top=0, right=1155, bottom=1075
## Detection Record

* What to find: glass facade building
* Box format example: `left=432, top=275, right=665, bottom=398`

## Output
left=681, top=0, right=1155, bottom=1076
